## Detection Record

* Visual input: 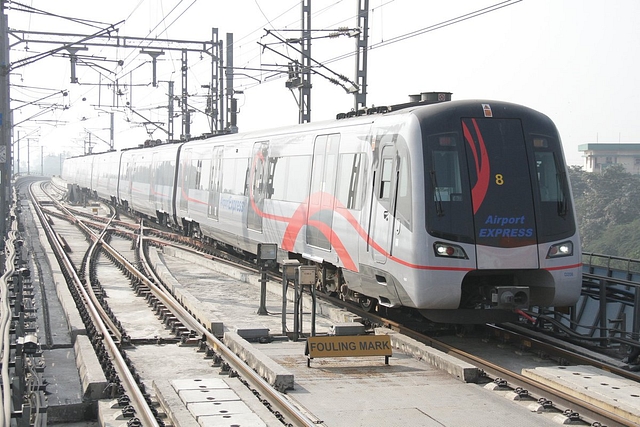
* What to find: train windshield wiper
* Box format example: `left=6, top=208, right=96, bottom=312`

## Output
left=430, top=170, right=444, bottom=216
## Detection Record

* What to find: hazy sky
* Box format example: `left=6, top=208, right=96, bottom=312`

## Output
left=7, top=0, right=640, bottom=166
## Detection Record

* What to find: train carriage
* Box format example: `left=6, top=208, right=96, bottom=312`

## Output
left=149, top=143, right=183, bottom=226
left=92, top=150, right=122, bottom=203
left=62, top=154, right=94, bottom=192
left=62, top=97, right=582, bottom=323
left=117, top=149, right=135, bottom=212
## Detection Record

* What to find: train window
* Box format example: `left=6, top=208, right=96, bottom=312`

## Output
left=180, top=149, right=193, bottom=210
left=310, top=133, right=340, bottom=199
left=535, top=151, right=560, bottom=202
left=195, top=159, right=203, bottom=190
left=270, top=155, right=311, bottom=203
left=222, top=157, right=249, bottom=195
left=379, top=157, right=393, bottom=200
left=336, top=153, right=363, bottom=210
left=288, top=156, right=311, bottom=202
left=209, top=148, right=223, bottom=192
left=432, top=150, right=462, bottom=201
left=396, top=146, right=412, bottom=230
left=310, top=135, right=328, bottom=198
left=423, top=129, right=475, bottom=244
left=529, top=131, right=574, bottom=240
left=122, top=162, right=129, bottom=180
left=270, top=156, right=286, bottom=201
left=325, top=134, right=339, bottom=195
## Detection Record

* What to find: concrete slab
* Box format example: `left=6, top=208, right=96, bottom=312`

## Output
left=154, top=380, right=200, bottom=427
left=179, top=388, right=241, bottom=403
left=188, top=400, right=256, bottom=417
left=522, top=365, right=640, bottom=425
left=171, top=377, right=267, bottom=426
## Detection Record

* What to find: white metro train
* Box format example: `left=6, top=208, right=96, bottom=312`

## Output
left=62, top=98, right=582, bottom=323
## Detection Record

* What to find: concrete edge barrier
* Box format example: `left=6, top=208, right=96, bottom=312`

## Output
left=375, top=327, right=480, bottom=383
left=31, top=200, right=87, bottom=340
left=224, top=331, right=294, bottom=391
left=150, top=248, right=225, bottom=337
left=74, top=335, right=109, bottom=399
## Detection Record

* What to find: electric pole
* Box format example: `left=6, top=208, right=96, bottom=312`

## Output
left=354, top=0, right=369, bottom=111
left=10, top=28, right=233, bottom=142
left=0, top=2, right=10, bottom=240
left=300, top=0, right=312, bottom=123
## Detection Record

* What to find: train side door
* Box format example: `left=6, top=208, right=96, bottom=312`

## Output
left=150, top=152, right=158, bottom=204
left=306, top=134, right=339, bottom=250
left=122, top=157, right=132, bottom=206
left=207, top=146, right=223, bottom=220
left=370, top=144, right=397, bottom=264
left=179, top=148, right=192, bottom=212
left=247, top=142, right=268, bottom=232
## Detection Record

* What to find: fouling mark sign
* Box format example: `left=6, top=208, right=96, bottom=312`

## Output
left=305, top=335, right=392, bottom=366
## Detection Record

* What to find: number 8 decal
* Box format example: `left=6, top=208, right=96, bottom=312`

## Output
left=495, top=174, right=504, bottom=185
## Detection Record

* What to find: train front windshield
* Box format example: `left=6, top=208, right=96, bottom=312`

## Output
left=423, top=112, right=575, bottom=248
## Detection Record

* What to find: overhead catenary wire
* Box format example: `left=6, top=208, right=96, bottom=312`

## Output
left=114, top=0, right=199, bottom=80
left=234, top=0, right=524, bottom=94
left=324, top=0, right=523, bottom=65
left=8, top=0, right=524, bottom=154
left=8, top=1, right=114, bottom=30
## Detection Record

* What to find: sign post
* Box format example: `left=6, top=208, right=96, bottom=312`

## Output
left=256, top=243, right=277, bottom=315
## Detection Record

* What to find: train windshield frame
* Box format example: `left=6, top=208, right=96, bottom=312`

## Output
left=421, top=109, right=576, bottom=246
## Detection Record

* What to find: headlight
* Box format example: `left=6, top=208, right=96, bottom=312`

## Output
left=434, top=242, right=468, bottom=259
left=546, top=241, right=573, bottom=258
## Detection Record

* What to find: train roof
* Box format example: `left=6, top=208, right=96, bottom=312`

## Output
left=67, top=97, right=552, bottom=158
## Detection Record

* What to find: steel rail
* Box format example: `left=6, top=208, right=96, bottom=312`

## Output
left=373, top=316, right=635, bottom=427
left=81, top=215, right=124, bottom=343
left=134, top=223, right=319, bottom=427
left=128, top=216, right=639, bottom=426
left=40, top=182, right=125, bottom=343
left=43, top=190, right=317, bottom=426
left=491, top=323, right=640, bottom=381
left=30, top=182, right=160, bottom=427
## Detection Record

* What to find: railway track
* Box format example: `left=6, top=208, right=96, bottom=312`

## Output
left=342, top=306, right=638, bottom=426
left=29, top=180, right=319, bottom=427
left=30, top=182, right=160, bottom=426
left=19, top=178, right=639, bottom=427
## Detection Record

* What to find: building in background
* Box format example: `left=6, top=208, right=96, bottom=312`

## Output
left=578, top=143, right=640, bottom=174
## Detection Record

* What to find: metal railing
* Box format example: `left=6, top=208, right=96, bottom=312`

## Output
left=579, top=252, right=640, bottom=346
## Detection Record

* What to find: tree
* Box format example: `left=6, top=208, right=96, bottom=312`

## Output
left=570, top=164, right=640, bottom=255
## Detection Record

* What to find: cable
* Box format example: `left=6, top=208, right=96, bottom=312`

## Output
left=8, top=1, right=114, bottom=30
left=324, top=0, right=523, bottom=65
left=375, top=0, right=522, bottom=49
left=114, top=0, right=198, bottom=80
left=239, top=1, right=522, bottom=96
